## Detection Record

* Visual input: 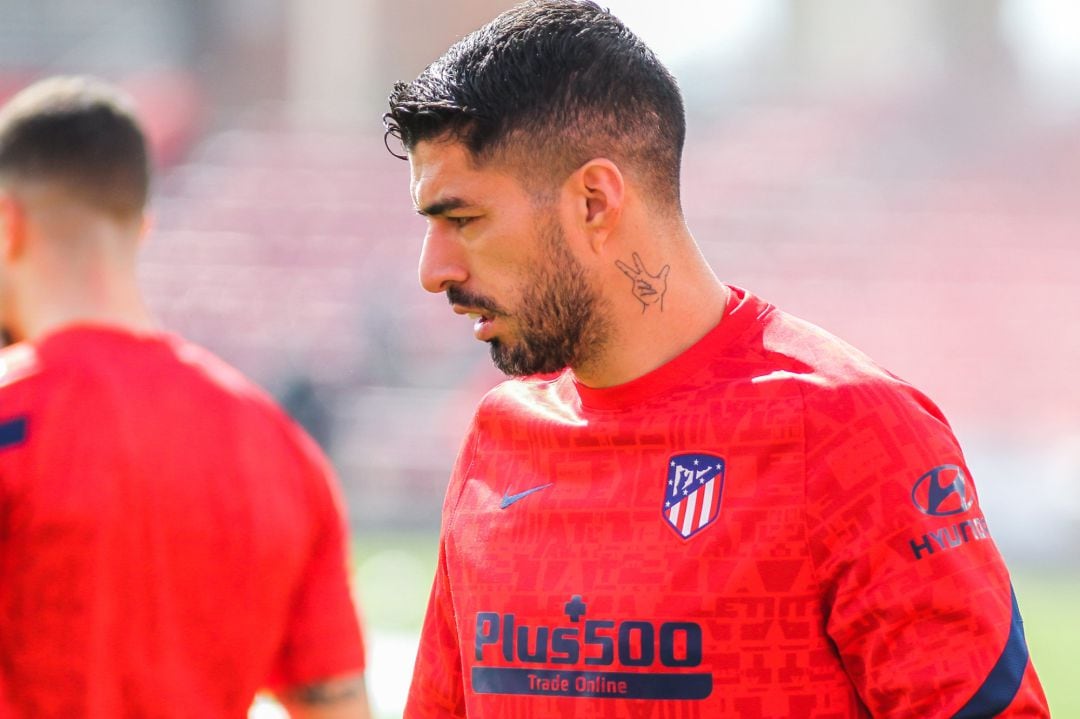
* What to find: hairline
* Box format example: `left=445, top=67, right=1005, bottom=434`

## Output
left=410, top=126, right=682, bottom=215
left=0, top=77, right=150, bottom=219
left=409, top=130, right=568, bottom=206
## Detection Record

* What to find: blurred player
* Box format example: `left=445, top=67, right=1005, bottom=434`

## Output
left=0, top=76, right=371, bottom=718
left=384, top=1, right=1050, bottom=716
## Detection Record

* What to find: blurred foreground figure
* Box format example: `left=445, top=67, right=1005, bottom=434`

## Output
left=384, top=2, right=1049, bottom=717
left=0, top=77, right=370, bottom=719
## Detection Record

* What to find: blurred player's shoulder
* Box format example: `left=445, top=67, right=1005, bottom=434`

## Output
left=0, top=342, right=42, bottom=391
left=163, top=332, right=335, bottom=470
left=17, top=324, right=324, bottom=461
left=166, top=332, right=271, bottom=402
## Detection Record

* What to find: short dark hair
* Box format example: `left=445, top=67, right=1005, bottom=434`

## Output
left=384, top=0, right=686, bottom=208
left=0, top=76, right=150, bottom=218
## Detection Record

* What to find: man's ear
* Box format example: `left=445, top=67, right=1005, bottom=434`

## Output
left=566, top=158, right=624, bottom=253
left=0, top=192, right=28, bottom=262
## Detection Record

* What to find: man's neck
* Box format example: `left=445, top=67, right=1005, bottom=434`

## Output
left=573, top=241, right=729, bottom=389
left=12, top=269, right=156, bottom=343
left=7, top=200, right=155, bottom=343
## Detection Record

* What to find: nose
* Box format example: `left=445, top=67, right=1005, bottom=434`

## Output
left=418, top=225, right=468, bottom=294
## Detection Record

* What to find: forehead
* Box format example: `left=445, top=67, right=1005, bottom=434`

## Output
left=408, top=139, right=529, bottom=210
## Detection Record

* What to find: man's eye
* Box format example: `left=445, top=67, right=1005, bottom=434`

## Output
left=449, top=216, right=476, bottom=228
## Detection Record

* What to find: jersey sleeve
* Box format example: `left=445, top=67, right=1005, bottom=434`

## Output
left=404, top=421, right=480, bottom=718
left=268, top=437, right=366, bottom=688
left=804, top=378, right=1049, bottom=718
left=405, top=540, right=467, bottom=718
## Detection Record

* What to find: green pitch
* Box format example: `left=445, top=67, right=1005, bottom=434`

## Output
left=1012, top=570, right=1080, bottom=717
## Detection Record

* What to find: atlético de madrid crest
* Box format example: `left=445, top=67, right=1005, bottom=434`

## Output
left=663, top=453, right=726, bottom=540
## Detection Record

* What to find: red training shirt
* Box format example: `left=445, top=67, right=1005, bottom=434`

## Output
left=0, top=325, right=365, bottom=718
left=406, top=286, right=1048, bottom=718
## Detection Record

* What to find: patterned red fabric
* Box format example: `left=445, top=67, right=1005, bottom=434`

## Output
left=0, top=325, right=364, bottom=718
left=407, top=286, right=1048, bottom=718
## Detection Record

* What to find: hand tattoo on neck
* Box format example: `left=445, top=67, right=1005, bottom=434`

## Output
left=616, top=252, right=670, bottom=313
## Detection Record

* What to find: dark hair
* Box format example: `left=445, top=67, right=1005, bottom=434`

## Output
left=384, top=0, right=686, bottom=207
left=0, top=76, right=150, bottom=217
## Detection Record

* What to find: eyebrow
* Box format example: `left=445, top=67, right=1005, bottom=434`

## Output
left=415, top=196, right=469, bottom=217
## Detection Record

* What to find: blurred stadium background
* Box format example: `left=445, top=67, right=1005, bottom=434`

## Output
left=3, top=0, right=1078, bottom=716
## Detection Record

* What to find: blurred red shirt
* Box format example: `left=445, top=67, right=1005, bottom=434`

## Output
left=0, top=325, right=364, bottom=717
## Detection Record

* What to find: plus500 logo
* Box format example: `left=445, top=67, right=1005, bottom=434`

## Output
left=474, top=612, right=703, bottom=667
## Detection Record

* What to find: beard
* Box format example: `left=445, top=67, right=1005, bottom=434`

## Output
left=447, top=219, right=609, bottom=378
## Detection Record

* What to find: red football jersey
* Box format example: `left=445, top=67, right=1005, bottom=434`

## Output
left=0, top=325, right=365, bottom=718
left=406, top=286, right=1048, bottom=718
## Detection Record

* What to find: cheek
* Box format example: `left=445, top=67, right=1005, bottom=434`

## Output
left=489, top=270, right=529, bottom=313
left=469, top=235, right=531, bottom=287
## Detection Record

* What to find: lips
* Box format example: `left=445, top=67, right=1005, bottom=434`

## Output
left=452, top=305, right=492, bottom=321
left=452, top=304, right=497, bottom=341
left=472, top=315, right=496, bottom=340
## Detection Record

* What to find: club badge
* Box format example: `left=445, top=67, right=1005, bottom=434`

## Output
left=663, top=453, right=725, bottom=540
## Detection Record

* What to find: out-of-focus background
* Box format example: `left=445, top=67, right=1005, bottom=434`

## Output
left=3, top=0, right=1078, bottom=716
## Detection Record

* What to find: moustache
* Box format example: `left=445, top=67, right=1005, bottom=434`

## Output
left=446, top=286, right=505, bottom=316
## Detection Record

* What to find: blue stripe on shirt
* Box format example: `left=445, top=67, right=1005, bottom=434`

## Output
left=0, top=416, right=27, bottom=450
left=951, top=585, right=1029, bottom=718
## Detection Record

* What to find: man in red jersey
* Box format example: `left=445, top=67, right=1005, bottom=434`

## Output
left=0, top=77, right=371, bottom=718
left=383, top=2, right=1050, bottom=717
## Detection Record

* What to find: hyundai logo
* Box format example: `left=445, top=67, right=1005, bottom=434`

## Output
left=911, top=464, right=974, bottom=517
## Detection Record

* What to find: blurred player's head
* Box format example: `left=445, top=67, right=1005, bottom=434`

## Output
left=0, top=76, right=152, bottom=342
left=385, top=0, right=686, bottom=378
left=0, top=76, right=150, bottom=218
